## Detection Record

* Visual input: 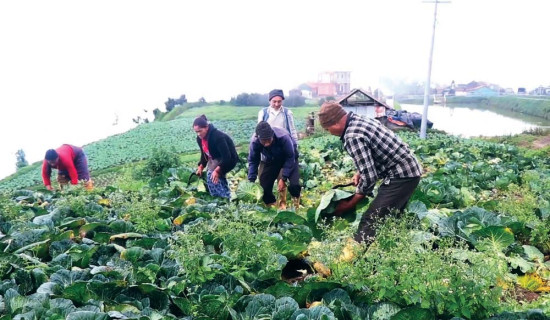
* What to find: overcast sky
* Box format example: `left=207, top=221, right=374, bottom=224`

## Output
left=0, top=0, right=549, bottom=180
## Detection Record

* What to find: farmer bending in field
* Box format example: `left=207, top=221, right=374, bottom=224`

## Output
left=318, top=101, right=422, bottom=244
left=257, top=89, right=299, bottom=209
left=248, top=121, right=301, bottom=209
left=42, top=144, right=93, bottom=191
left=194, top=115, right=239, bottom=199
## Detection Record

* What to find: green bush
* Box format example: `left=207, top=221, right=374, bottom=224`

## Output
left=326, top=216, right=506, bottom=319
left=497, top=184, right=539, bottom=225
left=109, top=191, right=160, bottom=233
left=139, top=147, right=181, bottom=178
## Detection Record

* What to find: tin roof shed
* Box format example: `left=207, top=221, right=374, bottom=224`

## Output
left=337, top=88, right=392, bottom=119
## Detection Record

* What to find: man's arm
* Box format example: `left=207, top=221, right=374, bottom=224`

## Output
left=280, top=136, right=296, bottom=180
left=257, top=109, right=264, bottom=123
left=344, top=136, right=378, bottom=195
left=286, top=109, right=299, bottom=142
left=42, top=160, right=52, bottom=188
left=60, top=154, right=79, bottom=184
left=334, top=193, right=365, bottom=215
left=247, top=141, right=261, bottom=182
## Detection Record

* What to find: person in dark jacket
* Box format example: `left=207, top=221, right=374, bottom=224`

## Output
left=248, top=121, right=301, bottom=208
left=194, top=115, right=239, bottom=199
left=42, top=144, right=92, bottom=190
left=257, top=89, right=299, bottom=210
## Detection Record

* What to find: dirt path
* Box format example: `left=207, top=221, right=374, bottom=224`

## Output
left=533, top=134, right=550, bottom=149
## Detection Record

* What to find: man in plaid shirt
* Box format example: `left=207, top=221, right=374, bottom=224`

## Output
left=318, top=101, right=422, bottom=244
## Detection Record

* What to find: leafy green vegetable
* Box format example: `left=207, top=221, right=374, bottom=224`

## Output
left=314, top=189, right=355, bottom=223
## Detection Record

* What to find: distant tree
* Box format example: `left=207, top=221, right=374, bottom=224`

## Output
left=153, top=108, right=163, bottom=120
left=165, top=98, right=176, bottom=112
left=164, top=94, right=188, bottom=112
left=284, top=95, right=306, bottom=107
left=176, top=94, right=188, bottom=105
left=230, top=92, right=269, bottom=106
left=231, top=93, right=249, bottom=106
left=198, top=97, right=206, bottom=103
left=219, top=100, right=226, bottom=105
left=15, top=149, right=28, bottom=170
left=289, top=89, right=302, bottom=97
left=132, top=116, right=150, bottom=124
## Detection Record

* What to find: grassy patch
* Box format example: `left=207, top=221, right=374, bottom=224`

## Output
left=171, top=104, right=319, bottom=121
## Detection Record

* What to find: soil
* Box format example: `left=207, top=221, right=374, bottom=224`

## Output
left=510, top=286, right=540, bottom=303
left=532, top=134, right=550, bottom=149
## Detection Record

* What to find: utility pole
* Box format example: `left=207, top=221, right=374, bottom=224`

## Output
left=420, top=0, right=450, bottom=139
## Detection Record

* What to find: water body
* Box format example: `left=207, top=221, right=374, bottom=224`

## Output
left=400, top=103, right=550, bottom=138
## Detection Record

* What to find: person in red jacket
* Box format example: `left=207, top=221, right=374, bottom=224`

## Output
left=42, top=144, right=92, bottom=190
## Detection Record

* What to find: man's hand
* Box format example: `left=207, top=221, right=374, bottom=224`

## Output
left=334, top=198, right=355, bottom=216
left=352, top=172, right=361, bottom=186
left=333, top=193, right=365, bottom=216
left=278, top=179, right=286, bottom=192
left=211, top=168, right=220, bottom=184
left=196, top=165, right=204, bottom=176
left=46, top=185, right=53, bottom=191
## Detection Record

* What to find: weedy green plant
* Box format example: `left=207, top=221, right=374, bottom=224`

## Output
left=530, top=219, right=550, bottom=254
left=54, top=192, right=106, bottom=219
left=306, top=220, right=357, bottom=266
left=331, top=216, right=506, bottom=319
left=497, top=184, right=540, bottom=225
left=0, top=193, right=24, bottom=222
left=170, top=207, right=286, bottom=286
left=139, top=147, right=182, bottom=178
left=109, top=191, right=161, bottom=233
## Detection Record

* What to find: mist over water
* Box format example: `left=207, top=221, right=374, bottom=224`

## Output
left=400, top=104, right=550, bottom=137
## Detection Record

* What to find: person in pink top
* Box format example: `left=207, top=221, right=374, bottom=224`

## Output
left=42, top=144, right=92, bottom=190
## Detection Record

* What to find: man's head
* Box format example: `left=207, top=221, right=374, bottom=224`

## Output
left=268, top=89, right=284, bottom=110
left=45, top=149, right=59, bottom=166
left=256, top=121, right=274, bottom=147
left=318, top=101, right=348, bottom=136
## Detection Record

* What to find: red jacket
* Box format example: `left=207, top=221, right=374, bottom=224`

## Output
left=42, top=144, right=81, bottom=186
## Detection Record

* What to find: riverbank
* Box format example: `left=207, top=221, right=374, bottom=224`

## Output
left=398, top=96, right=550, bottom=120
left=483, top=127, right=550, bottom=157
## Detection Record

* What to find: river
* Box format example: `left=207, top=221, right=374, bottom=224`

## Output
left=400, top=103, right=550, bottom=137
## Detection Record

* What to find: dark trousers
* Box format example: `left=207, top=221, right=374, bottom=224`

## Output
left=354, top=176, right=420, bottom=243
left=259, top=160, right=301, bottom=204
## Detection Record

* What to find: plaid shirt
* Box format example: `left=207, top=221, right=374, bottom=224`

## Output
left=341, top=113, right=422, bottom=195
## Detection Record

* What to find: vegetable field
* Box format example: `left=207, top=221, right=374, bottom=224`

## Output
left=1, top=114, right=550, bottom=319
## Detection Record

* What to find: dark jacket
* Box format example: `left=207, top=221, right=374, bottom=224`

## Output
left=196, top=124, right=239, bottom=175
left=248, top=127, right=297, bottom=181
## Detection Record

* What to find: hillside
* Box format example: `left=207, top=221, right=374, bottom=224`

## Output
left=1, top=105, right=550, bottom=319
left=0, top=105, right=318, bottom=191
